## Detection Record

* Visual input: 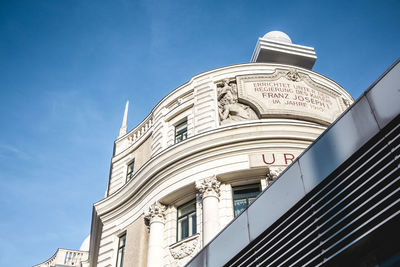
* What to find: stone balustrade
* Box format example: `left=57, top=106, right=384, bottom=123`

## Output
left=114, top=113, right=153, bottom=156
left=33, top=248, right=88, bottom=267
left=126, top=114, right=153, bottom=145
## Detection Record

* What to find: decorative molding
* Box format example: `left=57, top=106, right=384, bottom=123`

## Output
left=342, top=97, right=351, bottom=108
left=97, top=121, right=324, bottom=217
left=285, top=69, right=302, bottom=82
left=169, top=234, right=199, bottom=260
left=195, top=175, right=221, bottom=198
left=144, top=201, right=167, bottom=224
left=266, top=167, right=285, bottom=185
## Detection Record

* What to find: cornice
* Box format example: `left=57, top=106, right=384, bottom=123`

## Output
left=94, top=120, right=325, bottom=222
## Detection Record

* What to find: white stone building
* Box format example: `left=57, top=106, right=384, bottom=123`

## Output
left=33, top=240, right=89, bottom=267
left=34, top=31, right=353, bottom=267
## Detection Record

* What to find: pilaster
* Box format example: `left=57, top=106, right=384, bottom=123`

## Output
left=144, top=202, right=166, bottom=267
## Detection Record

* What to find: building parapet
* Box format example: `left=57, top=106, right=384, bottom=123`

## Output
left=115, top=113, right=153, bottom=155
left=33, top=248, right=88, bottom=267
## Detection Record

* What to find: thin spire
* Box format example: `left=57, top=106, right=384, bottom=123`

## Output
left=119, top=100, right=129, bottom=137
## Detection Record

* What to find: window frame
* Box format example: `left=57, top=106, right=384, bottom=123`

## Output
left=232, top=183, right=262, bottom=217
left=176, top=199, right=197, bottom=242
left=174, top=120, right=188, bottom=144
left=126, top=160, right=135, bottom=182
left=116, top=233, right=126, bottom=267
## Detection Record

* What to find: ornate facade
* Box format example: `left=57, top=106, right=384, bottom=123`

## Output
left=34, top=31, right=354, bottom=267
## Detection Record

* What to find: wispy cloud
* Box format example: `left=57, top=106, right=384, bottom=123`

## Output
left=0, top=144, right=31, bottom=160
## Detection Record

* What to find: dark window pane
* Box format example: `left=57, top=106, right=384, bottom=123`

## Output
left=119, top=235, right=126, bottom=247
left=116, top=234, right=126, bottom=267
left=178, top=201, right=195, bottom=217
left=181, top=217, right=188, bottom=239
left=175, top=121, right=188, bottom=143
left=233, top=187, right=260, bottom=199
left=191, top=213, right=197, bottom=236
left=248, top=197, right=257, bottom=204
left=233, top=184, right=261, bottom=217
left=234, top=199, right=248, bottom=216
left=126, top=161, right=134, bottom=181
left=177, top=200, right=197, bottom=241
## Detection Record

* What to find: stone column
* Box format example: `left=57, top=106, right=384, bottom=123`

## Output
left=144, top=201, right=166, bottom=267
left=196, top=175, right=221, bottom=246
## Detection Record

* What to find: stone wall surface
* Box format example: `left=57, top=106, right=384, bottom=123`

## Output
left=124, top=215, right=149, bottom=267
left=108, top=135, right=152, bottom=195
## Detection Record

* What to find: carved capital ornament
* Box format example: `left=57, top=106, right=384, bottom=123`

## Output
left=266, top=167, right=285, bottom=186
left=195, top=175, right=221, bottom=198
left=144, top=201, right=167, bottom=224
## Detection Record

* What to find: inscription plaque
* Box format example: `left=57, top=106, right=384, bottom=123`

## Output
left=236, top=69, right=345, bottom=124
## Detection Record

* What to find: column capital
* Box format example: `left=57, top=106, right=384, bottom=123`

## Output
left=144, top=201, right=166, bottom=224
left=195, top=175, right=221, bottom=198
left=266, top=167, right=282, bottom=186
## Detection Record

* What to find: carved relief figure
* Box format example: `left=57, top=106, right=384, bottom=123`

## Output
left=217, top=79, right=258, bottom=125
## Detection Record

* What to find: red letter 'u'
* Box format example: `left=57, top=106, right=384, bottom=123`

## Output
left=262, top=154, right=275, bottom=165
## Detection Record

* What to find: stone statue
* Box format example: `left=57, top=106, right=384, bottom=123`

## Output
left=217, top=79, right=258, bottom=125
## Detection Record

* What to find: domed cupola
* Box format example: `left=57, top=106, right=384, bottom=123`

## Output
left=251, top=30, right=317, bottom=69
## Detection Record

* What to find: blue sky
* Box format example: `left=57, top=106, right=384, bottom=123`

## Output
left=0, top=0, right=399, bottom=266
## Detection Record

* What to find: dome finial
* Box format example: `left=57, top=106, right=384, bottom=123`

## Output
left=263, top=31, right=292, bottom=44
left=251, top=30, right=317, bottom=69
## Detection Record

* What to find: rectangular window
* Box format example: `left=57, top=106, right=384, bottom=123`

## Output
left=177, top=200, right=196, bottom=241
left=126, top=160, right=134, bottom=181
left=116, top=234, right=126, bottom=267
left=175, top=120, right=188, bottom=144
left=232, top=183, right=261, bottom=217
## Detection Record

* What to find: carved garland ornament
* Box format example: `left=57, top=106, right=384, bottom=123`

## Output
left=144, top=201, right=167, bottom=224
left=195, top=175, right=221, bottom=198
left=169, top=235, right=199, bottom=260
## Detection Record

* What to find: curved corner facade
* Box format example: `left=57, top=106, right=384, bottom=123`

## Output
left=89, top=62, right=353, bottom=267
